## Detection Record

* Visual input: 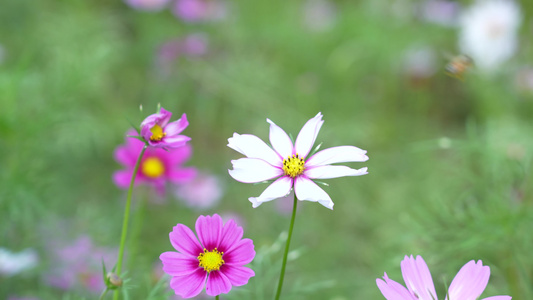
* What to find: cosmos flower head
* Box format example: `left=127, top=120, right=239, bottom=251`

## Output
left=459, top=0, right=521, bottom=72
left=160, top=214, right=255, bottom=298
left=376, top=255, right=512, bottom=300
left=140, top=107, right=191, bottom=149
left=228, top=112, right=368, bottom=210
left=175, top=172, right=223, bottom=210
left=114, top=129, right=197, bottom=197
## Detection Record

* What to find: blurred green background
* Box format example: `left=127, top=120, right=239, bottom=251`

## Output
left=1, top=0, right=532, bottom=299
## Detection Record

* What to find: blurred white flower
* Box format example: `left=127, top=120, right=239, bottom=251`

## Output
left=459, top=0, right=521, bottom=72
left=124, top=0, right=171, bottom=11
left=0, top=248, right=38, bottom=276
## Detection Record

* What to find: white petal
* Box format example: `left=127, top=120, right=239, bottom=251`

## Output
left=294, top=112, right=324, bottom=159
left=249, top=177, right=293, bottom=208
left=228, top=158, right=283, bottom=183
left=294, top=177, right=334, bottom=209
left=227, top=133, right=281, bottom=166
left=306, top=146, right=368, bottom=167
left=267, top=118, right=294, bottom=159
left=305, top=165, right=368, bottom=179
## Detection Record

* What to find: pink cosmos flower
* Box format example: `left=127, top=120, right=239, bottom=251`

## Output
left=114, top=129, right=197, bottom=196
left=44, top=236, right=116, bottom=293
left=140, top=108, right=190, bottom=149
left=376, top=255, right=512, bottom=300
left=160, top=214, right=255, bottom=298
left=227, top=112, right=368, bottom=210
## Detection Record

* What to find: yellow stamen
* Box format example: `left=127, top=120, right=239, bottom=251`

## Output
left=282, top=154, right=305, bottom=178
left=141, top=157, right=165, bottom=178
left=198, top=248, right=224, bottom=273
left=150, top=124, right=166, bottom=142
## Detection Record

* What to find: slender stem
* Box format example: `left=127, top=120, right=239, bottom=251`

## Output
left=99, top=289, right=108, bottom=300
left=215, top=296, right=219, bottom=300
left=274, top=194, right=298, bottom=300
left=113, top=144, right=147, bottom=300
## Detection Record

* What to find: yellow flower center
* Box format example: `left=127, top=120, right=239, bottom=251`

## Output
left=198, top=248, right=224, bottom=273
left=282, top=154, right=305, bottom=178
left=149, top=124, right=166, bottom=142
left=141, top=157, right=165, bottom=178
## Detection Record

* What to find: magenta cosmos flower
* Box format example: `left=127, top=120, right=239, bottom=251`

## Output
left=376, top=255, right=512, bottom=300
left=227, top=112, right=368, bottom=210
left=160, top=214, right=255, bottom=298
left=140, top=107, right=190, bottom=149
left=114, top=130, right=197, bottom=196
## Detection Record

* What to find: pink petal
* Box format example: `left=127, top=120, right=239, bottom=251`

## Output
left=158, top=107, right=173, bottom=127
left=447, top=260, right=490, bottom=300
left=169, top=269, right=207, bottom=298
left=249, top=176, right=293, bottom=208
left=401, top=255, right=437, bottom=300
left=114, top=146, right=135, bottom=166
left=294, top=177, right=333, bottom=209
left=294, top=112, right=323, bottom=159
left=228, top=158, right=283, bottom=183
left=482, top=297, right=512, bottom=300
left=165, top=113, right=189, bottom=136
left=195, top=215, right=223, bottom=250
left=166, top=144, right=193, bottom=165
left=267, top=118, right=294, bottom=159
left=227, top=133, right=281, bottom=166
left=220, top=264, right=255, bottom=286
left=224, top=238, right=255, bottom=266
left=205, top=271, right=232, bottom=296
left=168, top=167, right=197, bottom=184
left=113, top=170, right=134, bottom=189
left=305, top=165, right=368, bottom=179
left=306, top=146, right=368, bottom=167
left=160, top=135, right=191, bottom=149
left=376, top=273, right=416, bottom=300
left=218, top=219, right=243, bottom=253
left=160, top=251, right=200, bottom=277
left=169, top=224, right=203, bottom=258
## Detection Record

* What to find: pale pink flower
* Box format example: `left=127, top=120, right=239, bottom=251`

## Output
left=228, top=112, right=368, bottom=210
left=140, top=107, right=190, bottom=149
left=377, top=255, right=511, bottom=300
left=160, top=214, right=255, bottom=298
left=175, top=172, right=223, bottom=209
left=172, top=0, right=227, bottom=23
left=114, top=129, right=197, bottom=196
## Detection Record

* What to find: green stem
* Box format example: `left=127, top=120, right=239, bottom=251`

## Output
left=274, top=194, right=298, bottom=300
left=99, top=289, right=108, bottom=300
left=113, top=144, right=147, bottom=300
left=215, top=296, right=219, bottom=300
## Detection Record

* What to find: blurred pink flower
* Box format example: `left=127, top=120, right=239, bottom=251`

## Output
left=172, top=0, right=227, bottom=23
left=124, top=0, right=171, bottom=11
left=140, top=107, right=190, bottom=149
left=175, top=172, right=223, bottom=209
left=156, top=34, right=208, bottom=69
left=113, top=129, right=197, bottom=196
left=8, top=297, right=40, bottom=300
left=228, top=112, right=368, bottom=210
left=160, top=214, right=255, bottom=298
left=44, top=236, right=116, bottom=293
left=377, top=255, right=511, bottom=300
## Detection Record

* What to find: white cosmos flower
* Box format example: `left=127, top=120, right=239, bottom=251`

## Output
left=459, top=0, right=521, bottom=72
left=227, top=112, right=368, bottom=210
left=0, top=248, right=38, bottom=276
